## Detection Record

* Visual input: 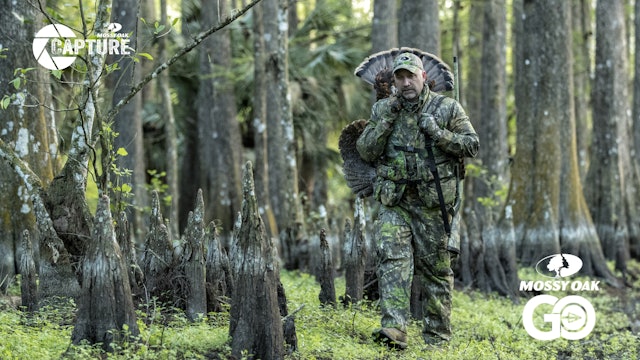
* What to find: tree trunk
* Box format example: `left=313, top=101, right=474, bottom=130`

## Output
left=264, top=0, right=306, bottom=270
left=342, top=198, right=366, bottom=305
left=252, top=1, right=278, bottom=238
left=371, top=0, right=397, bottom=52
left=0, top=139, right=80, bottom=298
left=511, top=0, right=616, bottom=283
left=455, top=0, right=483, bottom=289
left=398, top=0, right=439, bottom=54
left=43, top=0, right=113, bottom=296
left=586, top=0, right=638, bottom=276
left=635, top=0, right=640, bottom=185
left=139, top=0, right=158, bottom=105
left=72, top=195, right=139, bottom=351
left=229, top=162, right=284, bottom=360
left=19, top=230, right=38, bottom=312
left=109, top=0, right=146, bottom=236
left=510, top=0, right=563, bottom=263
left=632, top=0, right=640, bottom=260
left=318, top=229, right=336, bottom=307
left=0, top=0, right=58, bottom=292
left=458, top=0, right=516, bottom=297
left=573, top=0, right=592, bottom=180
left=159, top=0, right=180, bottom=238
left=198, top=0, right=243, bottom=231
left=297, top=0, right=331, bottom=217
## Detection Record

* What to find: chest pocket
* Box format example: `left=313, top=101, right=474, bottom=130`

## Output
left=373, top=152, right=407, bottom=206
left=416, top=95, right=458, bottom=208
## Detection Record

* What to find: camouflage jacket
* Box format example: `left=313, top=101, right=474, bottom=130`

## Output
left=356, top=88, right=479, bottom=208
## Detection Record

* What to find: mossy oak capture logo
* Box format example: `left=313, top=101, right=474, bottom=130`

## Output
left=521, top=254, right=597, bottom=341
left=33, top=23, right=131, bottom=70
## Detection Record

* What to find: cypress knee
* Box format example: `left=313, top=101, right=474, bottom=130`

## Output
left=71, top=195, right=139, bottom=351
left=229, top=162, right=285, bottom=360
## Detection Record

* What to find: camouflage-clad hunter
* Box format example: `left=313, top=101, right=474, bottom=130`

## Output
left=356, top=52, right=479, bottom=348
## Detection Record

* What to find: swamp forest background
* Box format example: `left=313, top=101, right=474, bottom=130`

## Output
left=0, top=0, right=640, bottom=358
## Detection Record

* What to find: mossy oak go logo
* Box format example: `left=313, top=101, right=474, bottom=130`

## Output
left=521, top=254, right=597, bottom=341
left=33, top=23, right=131, bottom=70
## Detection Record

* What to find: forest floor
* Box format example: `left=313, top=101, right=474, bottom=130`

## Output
left=1, top=260, right=639, bottom=359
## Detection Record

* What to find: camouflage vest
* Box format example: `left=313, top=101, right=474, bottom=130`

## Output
left=373, top=93, right=460, bottom=208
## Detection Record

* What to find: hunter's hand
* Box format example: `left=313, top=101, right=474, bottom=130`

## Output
left=419, top=115, right=443, bottom=139
left=389, top=98, right=402, bottom=114
left=379, top=98, right=401, bottom=128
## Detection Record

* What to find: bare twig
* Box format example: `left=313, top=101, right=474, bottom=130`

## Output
left=282, top=304, right=305, bottom=322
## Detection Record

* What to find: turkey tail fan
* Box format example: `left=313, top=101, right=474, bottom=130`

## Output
left=354, top=47, right=454, bottom=93
left=353, top=49, right=398, bottom=86
left=338, top=119, right=376, bottom=198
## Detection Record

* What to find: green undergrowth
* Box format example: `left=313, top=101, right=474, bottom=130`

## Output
left=1, top=261, right=639, bottom=359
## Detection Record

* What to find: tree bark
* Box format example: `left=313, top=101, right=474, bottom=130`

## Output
left=159, top=0, right=180, bottom=238
left=19, top=230, right=38, bottom=312
left=252, top=1, right=278, bottom=238
left=458, top=0, right=517, bottom=297
left=342, top=198, right=366, bottom=305
left=632, top=0, right=640, bottom=260
left=278, top=281, right=298, bottom=354
left=109, top=0, right=146, bottom=234
left=371, top=0, right=397, bottom=52
left=573, top=0, right=592, bottom=180
left=229, top=162, right=284, bottom=360
left=72, top=195, right=139, bottom=351
left=141, top=191, right=175, bottom=302
left=586, top=0, right=638, bottom=276
left=0, top=0, right=58, bottom=292
left=198, top=0, right=243, bottom=231
left=511, top=0, right=563, bottom=263
left=43, top=0, right=113, bottom=297
left=115, top=211, right=143, bottom=297
left=180, top=189, right=208, bottom=321
left=398, top=0, right=439, bottom=54
left=0, top=139, right=79, bottom=298
left=318, top=229, right=336, bottom=307
left=264, top=0, right=306, bottom=270
left=205, top=221, right=232, bottom=313
left=511, top=0, right=616, bottom=284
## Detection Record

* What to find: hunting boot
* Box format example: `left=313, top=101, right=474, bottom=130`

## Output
left=373, top=327, right=408, bottom=350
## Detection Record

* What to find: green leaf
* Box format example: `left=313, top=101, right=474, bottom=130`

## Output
left=121, top=183, right=132, bottom=193
left=10, top=77, right=20, bottom=90
left=117, top=147, right=129, bottom=156
left=1, top=96, right=10, bottom=109
left=138, top=52, right=154, bottom=61
left=51, top=70, right=63, bottom=79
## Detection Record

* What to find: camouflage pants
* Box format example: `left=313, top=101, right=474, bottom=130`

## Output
left=374, top=191, right=453, bottom=343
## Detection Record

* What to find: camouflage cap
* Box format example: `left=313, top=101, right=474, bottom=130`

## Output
left=392, top=52, right=424, bottom=75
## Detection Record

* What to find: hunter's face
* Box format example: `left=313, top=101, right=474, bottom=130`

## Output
left=394, top=69, right=426, bottom=101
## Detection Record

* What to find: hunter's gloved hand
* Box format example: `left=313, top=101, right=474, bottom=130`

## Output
left=419, top=115, right=444, bottom=139
left=379, top=98, right=402, bottom=129
left=389, top=97, right=402, bottom=114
